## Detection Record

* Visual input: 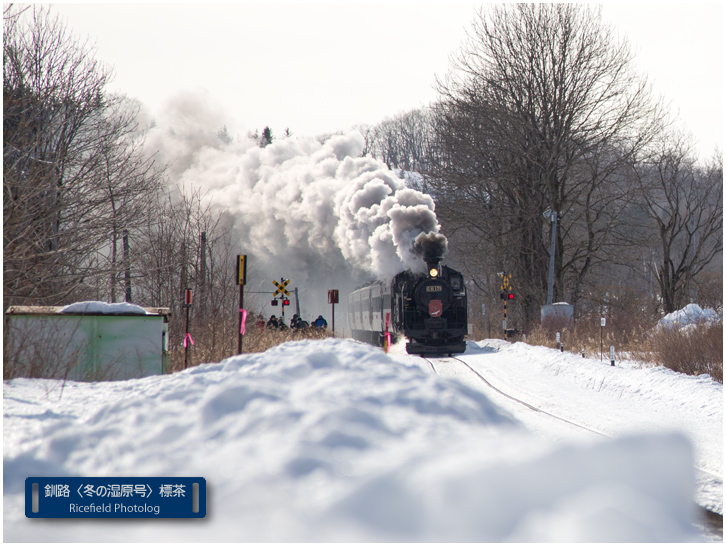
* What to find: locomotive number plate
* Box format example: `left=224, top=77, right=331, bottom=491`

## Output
left=426, top=285, right=443, bottom=292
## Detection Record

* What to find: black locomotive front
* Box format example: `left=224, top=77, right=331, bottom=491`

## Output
left=348, top=255, right=468, bottom=355
left=391, top=261, right=468, bottom=355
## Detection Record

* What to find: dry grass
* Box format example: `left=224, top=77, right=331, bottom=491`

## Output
left=165, top=326, right=334, bottom=374
left=524, top=315, right=723, bottom=384
left=635, top=323, right=723, bottom=383
left=528, top=315, right=646, bottom=354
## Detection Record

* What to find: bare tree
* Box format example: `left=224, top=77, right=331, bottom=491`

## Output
left=133, top=186, right=239, bottom=364
left=626, top=135, right=722, bottom=313
left=428, top=4, right=665, bottom=328
left=363, top=108, right=438, bottom=175
left=3, top=5, right=163, bottom=307
left=96, top=97, right=165, bottom=302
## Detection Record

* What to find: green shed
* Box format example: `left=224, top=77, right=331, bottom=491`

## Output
left=4, top=303, right=170, bottom=381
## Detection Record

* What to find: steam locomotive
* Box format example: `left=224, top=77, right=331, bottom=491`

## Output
left=348, top=256, right=468, bottom=355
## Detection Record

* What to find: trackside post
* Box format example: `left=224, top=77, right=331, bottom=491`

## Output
left=237, top=255, right=247, bottom=354
left=183, top=288, right=193, bottom=368
left=328, top=289, right=338, bottom=336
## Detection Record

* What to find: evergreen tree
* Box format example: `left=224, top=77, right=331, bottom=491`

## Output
left=259, top=126, right=273, bottom=147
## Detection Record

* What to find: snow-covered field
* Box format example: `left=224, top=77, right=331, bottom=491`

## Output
left=4, top=337, right=722, bottom=542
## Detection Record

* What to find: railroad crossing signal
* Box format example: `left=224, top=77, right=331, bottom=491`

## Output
left=499, top=272, right=514, bottom=299
left=273, top=278, right=290, bottom=297
left=498, top=272, right=514, bottom=340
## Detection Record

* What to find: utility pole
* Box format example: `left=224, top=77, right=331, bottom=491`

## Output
left=123, top=230, right=131, bottom=302
left=200, top=232, right=207, bottom=316
left=543, top=210, right=557, bottom=305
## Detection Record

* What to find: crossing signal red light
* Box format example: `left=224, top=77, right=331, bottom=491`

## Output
left=508, top=293, right=514, bottom=299
left=283, top=299, right=290, bottom=306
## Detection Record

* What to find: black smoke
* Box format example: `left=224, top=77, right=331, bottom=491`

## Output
left=413, top=232, right=448, bottom=264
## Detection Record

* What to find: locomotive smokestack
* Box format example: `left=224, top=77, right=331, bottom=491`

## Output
left=413, top=232, right=448, bottom=274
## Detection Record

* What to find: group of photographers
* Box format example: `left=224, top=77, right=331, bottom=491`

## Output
left=259, top=313, right=328, bottom=332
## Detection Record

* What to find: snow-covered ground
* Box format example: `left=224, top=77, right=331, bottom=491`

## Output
left=393, top=338, right=722, bottom=514
left=4, top=337, right=722, bottom=542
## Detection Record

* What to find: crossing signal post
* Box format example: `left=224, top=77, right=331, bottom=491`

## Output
left=273, top=278, right=291, bottom=322
left=499, top=272, right=514, bottom=340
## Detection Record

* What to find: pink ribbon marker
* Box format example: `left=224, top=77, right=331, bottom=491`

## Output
left=240, top=309, right=248, bottom=335
left=183, top=332, right=194, bottom=347
left=385, top=312, right=391, bottom=351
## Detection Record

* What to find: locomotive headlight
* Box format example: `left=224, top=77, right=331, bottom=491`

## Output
left=429, top=268, right=439, bottom=278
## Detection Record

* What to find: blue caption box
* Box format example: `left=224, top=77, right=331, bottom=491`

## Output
left=26, top=477, right=206, bottom=518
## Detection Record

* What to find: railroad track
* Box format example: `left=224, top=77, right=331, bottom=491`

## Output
left=423, top=354, right=723, bottom=539
left=447, top=355, right=608, bottom=437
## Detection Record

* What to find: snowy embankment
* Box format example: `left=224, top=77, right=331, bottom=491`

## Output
left=657, top=303, right=721, bottom=330
left=3, top=338, right=718, bottom=541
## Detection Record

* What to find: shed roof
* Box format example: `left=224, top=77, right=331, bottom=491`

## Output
left=5, top=305, right=171, bottom=317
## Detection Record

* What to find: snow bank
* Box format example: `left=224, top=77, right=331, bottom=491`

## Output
left=59, top=301, right=149, bottom=315
left=658, top=303, right=720, bottom=330
left=3, top=339, right=701, bottom=541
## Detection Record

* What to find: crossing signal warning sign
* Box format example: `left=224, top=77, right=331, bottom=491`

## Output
left=273, top=278, right=290, bottom=297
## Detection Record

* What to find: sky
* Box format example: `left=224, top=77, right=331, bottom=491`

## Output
left=41, top=2, right=723, bottom=162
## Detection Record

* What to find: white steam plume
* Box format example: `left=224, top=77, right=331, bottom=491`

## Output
left=144, top=92, right=448, bottom=317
